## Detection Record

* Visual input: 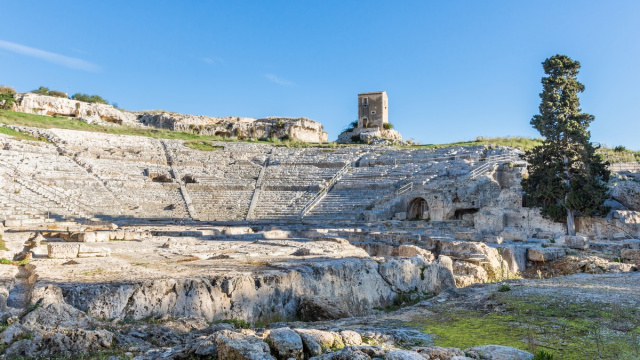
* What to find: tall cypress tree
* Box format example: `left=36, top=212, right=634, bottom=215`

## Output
left=522, top=55, right=610, bottom=235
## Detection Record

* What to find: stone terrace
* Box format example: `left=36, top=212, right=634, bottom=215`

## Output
left=0, top=127, right=518, bottom=224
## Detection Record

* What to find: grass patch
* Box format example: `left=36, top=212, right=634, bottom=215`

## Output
left=408, top=292, right=640, bottom=359
left=405, top=136, right=544, bottom=151
left=598, top=146, right=640, bottom=163
left=78, top=268, right=104, bottom=276
left=183, top=140, right=224, bottom=151
left=0, top=258, right=31, bottom=266
left=216, top=318, right=251, bottom=329
left=0, top=236, right=8, bottom=251
left=0, top=126, right=46, bottom=142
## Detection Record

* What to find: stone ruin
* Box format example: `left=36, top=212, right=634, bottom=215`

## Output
left=0, top=122, right=639, bottom=359
left=338, top=91, right=403, bottom=144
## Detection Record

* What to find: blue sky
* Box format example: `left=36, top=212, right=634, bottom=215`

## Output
left=1, top=1, right=639, bottom=149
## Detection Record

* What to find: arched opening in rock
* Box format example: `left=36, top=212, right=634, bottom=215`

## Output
left=453, top=208, right=479, bottom=220
left=408, top=197, right=428, bottom=220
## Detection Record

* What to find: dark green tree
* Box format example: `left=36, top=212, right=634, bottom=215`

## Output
left=522, top=55, right=610, bottom=235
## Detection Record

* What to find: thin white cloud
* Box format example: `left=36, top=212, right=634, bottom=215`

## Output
left=0, top=39, right=101, bottom=72
left=265, top=73, right=294, bottom=86
left=201, top=56, right=224, bottom=65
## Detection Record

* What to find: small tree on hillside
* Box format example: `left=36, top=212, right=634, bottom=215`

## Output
left=522, top=55, right=610, bottom=236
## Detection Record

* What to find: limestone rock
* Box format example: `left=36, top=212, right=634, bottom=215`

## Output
left=295, top=329, right=338, bottom=357
left=455, top=232, right=481, bottom=241
left=310, top=346, right=372, bottom=360
left=266, top=327, right=304, bottom=360
left=384, top=349, right=427, bottom=360
left=14, top=93, right=138, bottom=126
left=483, top=236, right=503, bottom=244
left=216, top=330, right=275, bottom=360
left=396, top=245, right=434, bottom=260
left=499, top=232, right=527, bottom=242
left=47, top=243, right=79, bottom=259
left=621, top=249, right=640, bottom=263
left=464, top=345, right=533, bottom=360
left=527, top=247, right=566, bottom=262
left=378, top=256, right=456, bottom=294
left=559, top=235, right=588, bottom=250
left=22, top=302, right=95, bottom=330
left=414, top=346, right=465, bottom=359
left=612, top=180, right=640, bottom=211
left=612, top=210, right=640, bottom=224
left=298, top=295, right=352, bottom=321
left=340, top=330, right=363, bottom=346
left=453, top=261, right=488, bottom=287
left=4, top=329, right=114, bottom=359
left=77, top=244, right=111, bottom=258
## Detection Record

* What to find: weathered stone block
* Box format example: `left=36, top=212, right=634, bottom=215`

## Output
left=265, top=328, right=303, bottom=360
left=262, top=230, right=290, bottom=239
left=70, top=232, right=96, bottom=243
left=77, top=244, right=111, bottom=258
left=527, top=247, right=566, bottom=262
left=621, top=249, right=640, bottom=263
left=560, top=235, right=589, bottom=250
left=394, top=212, right=407, bottom=221
left=94, top=231, right=112, bottom=242
left=47, top=243, right=80, bottom=259
left=500, top=231, right=527, bottom=242
left=396, top=245, right=434, bottom=260
left=483, top=236, right=504, bottom=244
left=454, top=232, right=480, bottom=241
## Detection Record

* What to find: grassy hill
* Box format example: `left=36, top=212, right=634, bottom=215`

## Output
left=1, top=109, right=638, bottom=161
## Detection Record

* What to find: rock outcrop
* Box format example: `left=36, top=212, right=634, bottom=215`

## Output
left=139, top=113, right=328, bottom=143
left=10, top=93, right=329, bottom=143
left=38, top=256, right=454, bottom=324
left=13, top=93, right=138, bottom=126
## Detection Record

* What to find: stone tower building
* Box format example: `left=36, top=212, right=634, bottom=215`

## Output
left=358, top=91, right=388, bottom=129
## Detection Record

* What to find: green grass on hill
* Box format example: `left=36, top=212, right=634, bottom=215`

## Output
left=0, top=125, right=47, bottom=142
left=406, top=136, right=544, bottom=152
left=0, top=109, right=336, bottom=149
left=1, top=110, right=638, bottom=160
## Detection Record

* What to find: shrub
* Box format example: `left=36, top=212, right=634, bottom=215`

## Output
left=31, top=86, right=68, bottom=98
left=275, top=120, right=285, bottom=129
left=71, top=93, right=109, bottom=105
left=344, top=120, right=358, bottom=132
left=0, top=86, right=16, bottom=109
left=47, top=90, right=68, bottom=98
left=383, top=122, right=393, bottom=130
left=31, top=86, right=49, bottom=95
left=533, top=350, right=554, bottom=360
left=0, top=86, right=16, bottom=95
left=498, top=284, right=511, bottom=292
left=614, top=145, right=627, bottom=153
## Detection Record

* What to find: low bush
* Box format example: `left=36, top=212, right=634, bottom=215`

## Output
left=31, top=86, right=67, bottom=98
left=71, top=93, right=109, bottom=105
left=383, top=122, right=394, bottom=130
left=0, top=86, right=16, bottom=110
left=0, top=86, right=16, bottom=95
left=533, top=350, right=554, bottom=360
left=47, top=90, right=68, bottom=98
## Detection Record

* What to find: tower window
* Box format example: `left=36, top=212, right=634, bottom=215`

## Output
left=362, top=97, right=369, bottom=106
